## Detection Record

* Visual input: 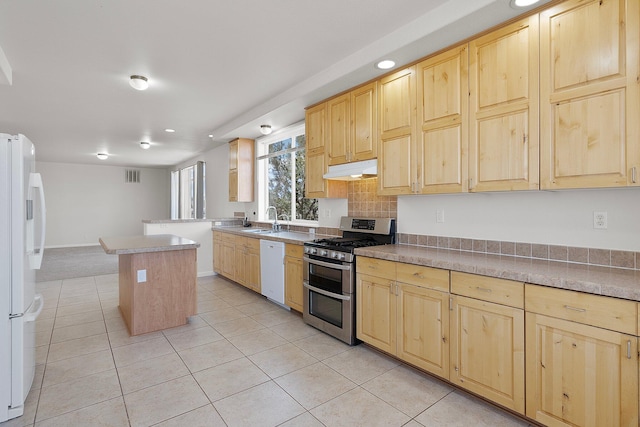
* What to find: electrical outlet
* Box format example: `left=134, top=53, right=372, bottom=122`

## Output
left=324, top=209, right=331, bottom=218
left=593, top=211, right=608, bottom=229
left=436, top=209, right=445, bottom=223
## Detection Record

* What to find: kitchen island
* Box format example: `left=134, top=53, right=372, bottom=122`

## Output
left=99, top=234, right=200, bottom=335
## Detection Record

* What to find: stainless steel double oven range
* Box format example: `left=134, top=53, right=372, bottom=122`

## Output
left=302, top=217, right=396, bottom=345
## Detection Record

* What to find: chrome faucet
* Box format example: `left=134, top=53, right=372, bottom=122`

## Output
left=279, top=214, right=290, bottom=231
left=266, top=206, right=281, bottom=231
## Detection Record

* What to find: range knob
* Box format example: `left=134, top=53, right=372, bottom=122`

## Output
left=331, top=252, right=339, bottom=259
left=304, top=247, right=310, bottom=254
left=320, top=250, right=328, bottom=256
left=310, top=248, right=318, bottom=255
left=338, top=253, right=346, bottom=260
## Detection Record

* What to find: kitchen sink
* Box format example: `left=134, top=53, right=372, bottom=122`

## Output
left=241, top=228, right=277, bottom=234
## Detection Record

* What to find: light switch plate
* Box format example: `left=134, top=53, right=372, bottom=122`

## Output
left=137, top=269, right=147, bottom=283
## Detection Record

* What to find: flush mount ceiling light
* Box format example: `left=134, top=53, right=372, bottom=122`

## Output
left=510, top=0, right=540, bottom=8
left=97, top=153, right=108, bottom=160
left=376, top=60, right=395, bottom=70
left=260, top=125, right=272, bottom=135
left=140, top=141, right=150, bottom=149
left=129, top=75, right=149, bottom=90
left=164, top=128, right=175, bottom=133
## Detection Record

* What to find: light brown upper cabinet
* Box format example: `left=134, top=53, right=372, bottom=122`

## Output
left=305, top=103, right=347, bottom=198
left=378, top=66, right=417, bottom=195
left=416, top=45, right=469, bottom=194
left=228, top=138, right=254, bottom=202
left=328, top=83, right=378, bottom=166
left=540, top=0, right=640, bottom=189
left=469, top=15, right=540, bottom=192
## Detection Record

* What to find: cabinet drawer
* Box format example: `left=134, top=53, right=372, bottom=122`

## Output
left=396, top=263, right=448, bottom=291
left=357, top=257, right=396, bottom=280
left=246, top=237, right=260, bottom=251
left=451, top=272, right=524, bottom=309
left=218, top=232, right=236, bottom=244
left=525, top=284, right=637, bottom=335
left=285, top=244, right=303, bottom=258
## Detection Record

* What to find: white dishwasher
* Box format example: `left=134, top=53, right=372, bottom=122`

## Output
left=259, top=239, right=285, bottom=305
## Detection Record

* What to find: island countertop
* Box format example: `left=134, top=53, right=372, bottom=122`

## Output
left=99, top=234, right=200, bottom=255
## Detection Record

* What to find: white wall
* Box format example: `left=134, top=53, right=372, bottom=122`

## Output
left=175, top=143, right=247, bottom=219
left=37, top=162, right=170, bottom=247
left=398, top=187, right=640, bottom=251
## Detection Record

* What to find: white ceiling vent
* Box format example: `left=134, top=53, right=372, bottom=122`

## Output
left=125, top=169, right=141, bottom=183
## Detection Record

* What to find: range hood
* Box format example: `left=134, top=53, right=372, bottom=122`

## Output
left=323, top=159, right=377, bottom=181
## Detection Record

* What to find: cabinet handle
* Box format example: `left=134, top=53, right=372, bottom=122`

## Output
left=389, top=282, right=394, bottom=294
left=468, top=178, right=474, bottom=190
left=395, top=284, right=399, bottom=296
left=627, top=341, right=632, bottom=359
left=449, top=297, right=453, bottom=311
left=413, top=272, right=425, bottom=279
left=632, top=167, right=637, bottom=184
left=475, top=287, right=492, bottom=293
left=563, top=305, right=586, bottom=313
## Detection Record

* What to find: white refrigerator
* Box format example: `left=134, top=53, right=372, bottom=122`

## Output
left=0, top=134, right=46, bottom=422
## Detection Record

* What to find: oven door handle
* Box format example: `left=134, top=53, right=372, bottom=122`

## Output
left=303, top=281, right=351, bottom=301
left=303, top=256, right=352, bottom=271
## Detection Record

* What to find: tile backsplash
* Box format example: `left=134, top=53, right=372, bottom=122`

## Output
left=347, top=178, right=397, bottom=218
left=397, top=233, right=640, bottom=271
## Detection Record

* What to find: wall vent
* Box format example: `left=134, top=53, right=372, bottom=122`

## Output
left=125, top=169, right=141, bottom=183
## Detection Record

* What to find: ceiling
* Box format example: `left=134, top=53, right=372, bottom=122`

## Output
left=0, top=0, right=549, bottom=168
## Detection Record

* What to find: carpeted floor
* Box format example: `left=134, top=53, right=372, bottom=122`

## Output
left=36, top=245, right=118, bottom=282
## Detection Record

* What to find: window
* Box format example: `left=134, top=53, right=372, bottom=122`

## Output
left=170, top=161, right=205, bottom=219
left=257, top=123, right=318, bottom=223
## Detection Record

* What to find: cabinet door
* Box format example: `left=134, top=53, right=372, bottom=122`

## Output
left=247, top=248, right=261, bottom=293
left=306, top=103, right=326, bottom=155
left=229, top=139, right=238, bottom=170
left=327, top=93, right=350, bottom=165
left=526, top=313, right=638, bottom=427
left=213, top=234, right=222, bottom=274
left=221, top=241, right=235, bottom=280
left=284, top=257, right=303, bottom=312
left=416, top=45, right=469, bottom=194
left=397, top=283, right=449, bottom=379
left=451, top=295, right=525, bottom=414
left=469, top=15, right=539, bottom=192
left=540, top=0, right=640, bottom=189
left=305, top=150, right=346, bottom=199
left=351, top=82, right=377, bottom=162
left=234, top=239, right=247, bottom=286
left=356, top=273, right=396, bottom=354
left=228, top=170, right=238, bottom=202
left=378, top=66, right=417, bottom=195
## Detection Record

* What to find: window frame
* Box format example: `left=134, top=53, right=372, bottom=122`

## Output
left=256, top=122, right=318, bottom=226
left=170, top=160, right=206, bottom=219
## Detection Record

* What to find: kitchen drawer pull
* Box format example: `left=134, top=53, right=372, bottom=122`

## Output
left=475, top=287, right=492, bottom=293
left=627, top=340, right=632, bottom=359
left=563, top=305, right=586, bottom=313
left=303, top=256, right=351, bottom=271
left=632, top=167, right=637, bottom=184
left=413, top=273, right=425, bottom=279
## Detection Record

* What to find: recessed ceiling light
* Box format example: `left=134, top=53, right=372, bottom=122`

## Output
left=129, top=75, right=149, bottom=90
left=510, top=0, right=540, bottom=8
left=140, top=141, right=150, bottom=149
left=97, top=153, right=108, bottom=160
left=260, top=125, right=272, bottom=135
left=208, top=134, right=213, bottom=138
left=165, top=128, right=175, bottom=133
left=376, top=60, right=395, bottom=70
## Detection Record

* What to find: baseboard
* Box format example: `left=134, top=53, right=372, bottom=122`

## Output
left=198, top=271, right=215, bottom=278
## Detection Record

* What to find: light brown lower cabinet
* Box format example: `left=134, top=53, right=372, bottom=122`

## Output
left=525, top=284, right=639, bottom=427
left=356, top=257, right=450, bottom=378
left=284, top=244, right=304, bottom=312
left=450, top=272, right=525, bottom=414
left=213, top=231, right=260, bottom=292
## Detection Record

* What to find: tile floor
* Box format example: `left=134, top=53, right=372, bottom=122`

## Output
left=2, top=274, right=535, bottom=427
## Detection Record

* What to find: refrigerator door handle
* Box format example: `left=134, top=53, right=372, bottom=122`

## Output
left=23, top=294, right=43, bottom=323
left=28, top=173, right=46, bottom=269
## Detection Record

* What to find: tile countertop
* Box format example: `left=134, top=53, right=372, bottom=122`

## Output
left=99, top=234, right=200, bottom=255
left=355, top=244, right=640, bottom=302
left=212, top=226, right=318, bottom=245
